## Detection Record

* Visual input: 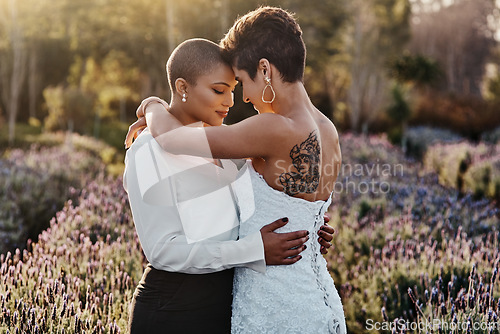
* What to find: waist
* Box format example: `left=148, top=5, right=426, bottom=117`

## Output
left=136, top=264, right=234, bottom=297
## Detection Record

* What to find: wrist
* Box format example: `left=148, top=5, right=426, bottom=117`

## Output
left=143, top=99, right=163, bottom=113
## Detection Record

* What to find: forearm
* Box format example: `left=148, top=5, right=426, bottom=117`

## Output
left=145, top=103, right=176, bottom=138
left=154, top=126, right=214, bottom=158
left=146, top=231, right=265, bottom=274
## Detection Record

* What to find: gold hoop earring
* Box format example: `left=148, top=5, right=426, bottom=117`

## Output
left=182, top=93, right=187, bottom=103
left=262, top=77, right=275, bottom=104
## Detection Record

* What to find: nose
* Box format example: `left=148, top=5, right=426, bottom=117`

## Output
left=223, top=91, right=234, bottom=108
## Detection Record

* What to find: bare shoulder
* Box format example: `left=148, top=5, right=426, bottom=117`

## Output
left=237, top=112, right=295, bottom=140
left=315, top=111, right=340, bottom=146
left=249, top=112, right=293, bottom=128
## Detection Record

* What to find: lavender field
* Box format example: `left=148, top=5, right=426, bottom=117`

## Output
left=0, top=133, right=499, bottom=333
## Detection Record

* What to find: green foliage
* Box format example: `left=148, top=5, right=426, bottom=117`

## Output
left=481, top=126, right=500, bottom=144
left=0, top=123, right=42, bottom=148
left=332, top=0, right=412, bottom=131
left=487, top=71, right=500, bottom=101
left=389, top=53, right=441, bottom=87
left=1, top=0, right=499, bottom=142
left=78, top=51, right=140, bottom=119
left=387, top=84, right=411, bottom=122
left=43, top=86, right=94, bottom=133
left=96, top=121, right=130, bottom=152
left=0, top=132, right=124, bottom=255
left=424, top=141, right=500, bottom=201
left=405, top=126, right=463, bottom=160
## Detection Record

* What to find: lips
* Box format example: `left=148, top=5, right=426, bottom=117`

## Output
left=216, top=111, right=229, bottom=118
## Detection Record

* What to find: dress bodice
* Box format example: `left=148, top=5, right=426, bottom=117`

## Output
left=231, top=161, right=346, bottom=334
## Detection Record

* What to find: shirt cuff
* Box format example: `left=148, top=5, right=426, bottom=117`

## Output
left=220, top=231, right=266, bottom=273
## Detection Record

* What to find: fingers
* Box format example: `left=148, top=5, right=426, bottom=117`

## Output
left=136, top=97, right=155, bottom=118
left=281, top=229, right=309, bottom=242
left=285, top=235, right=309, bottom=249
left=320, top=246, right=327, bottom=254
left=320, top=223, right=334, bottom=234
left=158, top=98, right=170, bottom=110
left=283, top=244, right=307, bottom=258
left=124, top=118, right=147, bottom=148
left=318, top=228, right=333, bottom=242
left=136, top=96, right=170, bottom=118
left=279, top=255, right=302, bottom=265
left=323, top=214, right=330, bottom=224
left=261, top=217, right=288, bottom=233
left=125, top=119, right=145, bottom=148
left=318, top=237, right=332, bottom=249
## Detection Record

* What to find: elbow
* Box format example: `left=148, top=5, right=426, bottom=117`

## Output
left=150, top=125, right=162, bottom=139
left=151, top=133, right=175, bottom=154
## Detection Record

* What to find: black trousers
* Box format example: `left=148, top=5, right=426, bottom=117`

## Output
left=128, top=264, right=234, bottom=334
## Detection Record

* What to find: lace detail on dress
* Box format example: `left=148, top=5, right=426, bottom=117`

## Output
left=231, top=161, right=346, bottom=334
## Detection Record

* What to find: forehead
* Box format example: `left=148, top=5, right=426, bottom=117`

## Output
left=232, top=67, right=249, bottom=80
left=196, top=62, right=237, bottom=86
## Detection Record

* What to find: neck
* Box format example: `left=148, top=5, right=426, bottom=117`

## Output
left=168, top=98, right=199, bottom=126
left=272, top=81, right=312, bottom=115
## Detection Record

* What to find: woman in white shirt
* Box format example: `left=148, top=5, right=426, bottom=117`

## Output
left=124, top=38, right=334, bottom=333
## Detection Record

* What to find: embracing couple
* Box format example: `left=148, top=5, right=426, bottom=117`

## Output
left=123, top=6, right=346, bottom=334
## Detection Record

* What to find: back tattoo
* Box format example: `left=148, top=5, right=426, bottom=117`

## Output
left=279, top=131, right=320, bottom=196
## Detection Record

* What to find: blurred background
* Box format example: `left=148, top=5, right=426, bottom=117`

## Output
left=1, top=1, right=500, bottom=332
left=1, top=0, right=499, bottom=149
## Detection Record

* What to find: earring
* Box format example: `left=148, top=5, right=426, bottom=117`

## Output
left=262, top=77, right=275, bottom=104
left=182, top=93, right=187, bottom=103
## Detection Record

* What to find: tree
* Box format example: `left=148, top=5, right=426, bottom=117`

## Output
left=339, top=0, right=412, bottom=132
left=409, top=0, right=498, bottom=96
left=388, top=53, right=440, bottom=149
left=0, top=0, right=28, bottom=144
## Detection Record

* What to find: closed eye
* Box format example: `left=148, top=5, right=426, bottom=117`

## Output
left=213, top=89, right=223, bottom=94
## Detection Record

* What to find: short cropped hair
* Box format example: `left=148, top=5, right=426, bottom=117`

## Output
left=166, top=38, right=228, bottom=93
left=220, top=6, right=306, bottom=83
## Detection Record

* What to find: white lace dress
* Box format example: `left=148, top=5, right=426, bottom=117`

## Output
left=231, top=161, right=347, bottom=334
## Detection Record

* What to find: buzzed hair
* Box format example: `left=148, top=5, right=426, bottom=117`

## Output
left=166, top=38, right=229, bottom=93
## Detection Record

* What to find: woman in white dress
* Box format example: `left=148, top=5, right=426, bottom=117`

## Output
left=135, top=6, right=347, bottom=333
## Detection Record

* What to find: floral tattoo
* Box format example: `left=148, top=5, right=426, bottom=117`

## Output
left=279, top=131, right=320, bottom=196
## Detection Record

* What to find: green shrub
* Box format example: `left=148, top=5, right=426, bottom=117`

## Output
left=424, top=141, right=500, bottom=201
left=405, top=126, right=463, bottom=160
left=481, top=125, right=500, bottom=144
left=0, top=133, right=125, bottom=255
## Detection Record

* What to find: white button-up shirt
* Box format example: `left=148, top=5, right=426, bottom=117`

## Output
left=123, top=129, right=265, bottom=274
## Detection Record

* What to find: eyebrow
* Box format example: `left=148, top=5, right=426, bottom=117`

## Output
left=212, top=82, right=231, bottom=87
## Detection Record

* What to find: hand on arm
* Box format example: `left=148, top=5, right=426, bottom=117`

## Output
left=124, top=96, right=170, bottom=149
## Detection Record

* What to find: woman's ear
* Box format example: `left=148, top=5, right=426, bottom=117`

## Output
left=174, top=78, right=188, bottom=97
left=258, top=58, right=271, bottom=78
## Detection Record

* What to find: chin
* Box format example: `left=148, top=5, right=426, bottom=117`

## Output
left=206, top=119, right=223, bottom=127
